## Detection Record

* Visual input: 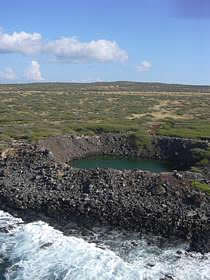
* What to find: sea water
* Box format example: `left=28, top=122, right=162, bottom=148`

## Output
left=0, top=210, right=209, bottom=280
left=72, top=157, right=174, bottom=172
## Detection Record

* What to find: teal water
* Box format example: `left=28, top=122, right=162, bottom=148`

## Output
left=72, top=156, right=173, bottom=172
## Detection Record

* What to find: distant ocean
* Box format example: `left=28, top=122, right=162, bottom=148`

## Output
left=0, top=210, right=209, bottom=280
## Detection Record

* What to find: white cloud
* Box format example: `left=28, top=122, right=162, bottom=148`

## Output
left=24, top=61, right=44, bottom=81
left=45, top=38, right=128, bottom=63
left=137, top=60, right=152, bottom=72
left=0, top=31, right=42, bottom=55
left=0, top=67, right=17, bottom=80
left=0, top=29, right=128, bottom=63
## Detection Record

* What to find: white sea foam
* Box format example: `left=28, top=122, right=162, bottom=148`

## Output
left=0, top=210, right=209, bottom=280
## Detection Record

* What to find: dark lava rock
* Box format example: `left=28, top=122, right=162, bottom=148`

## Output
left=0, top=140, right=210, bottom=254
left=38, top=134, right=208, bottom=169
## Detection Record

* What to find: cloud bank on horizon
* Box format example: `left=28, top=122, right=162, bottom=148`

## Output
left=0, top=67, right=17, bottom=81
left=24, top=61, right=44, bottom=81
left=0, top=61, right=44, bottom=82
left=0, top=28, right=132, bottom=82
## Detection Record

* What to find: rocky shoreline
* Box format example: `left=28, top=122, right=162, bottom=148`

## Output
left=0, top=134, right=210, bottom=254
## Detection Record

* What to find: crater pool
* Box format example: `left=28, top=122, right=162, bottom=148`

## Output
left=71, top=156, right=174, bottom=173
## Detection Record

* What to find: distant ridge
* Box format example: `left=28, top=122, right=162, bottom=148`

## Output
left=1, top=81, right=210, bottom=93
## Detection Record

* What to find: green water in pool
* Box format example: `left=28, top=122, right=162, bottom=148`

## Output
left=72, top=156, right=174, bottom=172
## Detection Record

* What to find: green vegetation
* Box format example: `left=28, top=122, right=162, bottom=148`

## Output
left=157, top=120, right=210, bottom=139
left=191, top=147, right=210, bottom=167
left=0, top=82, right=210, bottom=143
left=191, top=180, right=210, bottom=195
left=130, top=133, right=153, bottom=152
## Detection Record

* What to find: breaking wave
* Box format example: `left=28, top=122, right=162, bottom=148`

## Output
left=0, top=210, right=209, bottom=280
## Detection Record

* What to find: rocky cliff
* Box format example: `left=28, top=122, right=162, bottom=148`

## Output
left=0, top=139, right=209, bottom=253
left=39, top=134, right=208, bottom=169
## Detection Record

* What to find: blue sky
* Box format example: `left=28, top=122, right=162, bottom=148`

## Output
left=0, top=0, right=209, bottom=84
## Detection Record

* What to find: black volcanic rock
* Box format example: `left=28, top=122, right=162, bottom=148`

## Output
left=0, top=138, right=209, bottom=254
left=38, top=134, right=208, bottom=170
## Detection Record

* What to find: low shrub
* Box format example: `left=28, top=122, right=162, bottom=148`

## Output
left=191, top=180, right=210, bottom=195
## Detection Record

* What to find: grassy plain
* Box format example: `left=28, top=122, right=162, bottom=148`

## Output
left=0, top=81, right=210, bottom=144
